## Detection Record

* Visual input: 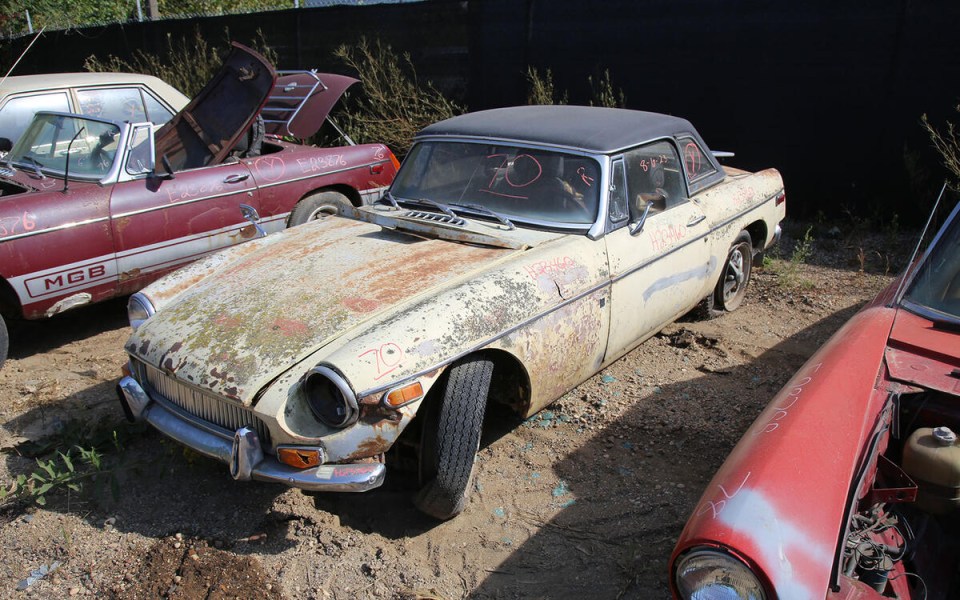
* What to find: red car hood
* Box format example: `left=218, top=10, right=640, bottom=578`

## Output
left=673, top=304, right=898, bottom=598
left=885, top=308, right=960, bottom=396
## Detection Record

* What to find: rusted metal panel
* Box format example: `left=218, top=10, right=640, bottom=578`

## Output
left=155, top=43, right=275, bottom=171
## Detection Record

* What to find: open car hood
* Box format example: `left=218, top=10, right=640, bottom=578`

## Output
left=154, top=42, right=276, bottom=171
left=261, top=72, right=359, bottom=139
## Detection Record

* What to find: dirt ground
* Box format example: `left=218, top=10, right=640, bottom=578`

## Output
left=0, top=224, right=907, bottom=599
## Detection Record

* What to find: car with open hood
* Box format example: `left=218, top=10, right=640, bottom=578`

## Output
left=671, top=196, right=960, bottom=599
left=0, top=43, right=399, bottom=366
left=117, top=105, right=786, bottom=519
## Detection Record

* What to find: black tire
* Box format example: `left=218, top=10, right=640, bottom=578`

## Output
left=288, top=191, right=352, bottom=226
left=414, top=356, right=493, bottom=520
left=0, top=314, right=6, bottom=368
left=712, top=231, right=753, bottom=313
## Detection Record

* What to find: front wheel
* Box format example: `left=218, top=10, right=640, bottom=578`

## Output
left=415, top=356, right=493, bottom=520
left=713, top=231, right=753, bottom=313
left=288, top=191, right=352, bottom=226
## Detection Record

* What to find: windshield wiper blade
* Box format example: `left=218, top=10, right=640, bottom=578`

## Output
left=413, top=198, right=458, bottom=219
left=377, top=190, right=400, bottom=209
left=449, top=202, right=515, bottom=230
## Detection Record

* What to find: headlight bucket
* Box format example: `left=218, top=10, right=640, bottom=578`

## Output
left=674, top=548, right=766, bottom=600
left=127, top=292, right=155, bottom=330
left=303, top=365, right=358, bottom=428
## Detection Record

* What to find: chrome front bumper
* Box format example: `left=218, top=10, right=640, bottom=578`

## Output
left=117, top=376, right=385, bottom=493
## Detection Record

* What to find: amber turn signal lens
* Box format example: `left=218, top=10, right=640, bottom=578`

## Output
left=384, top=381, right=424, bottom=408
left=277, top=447, right=321, bottom=469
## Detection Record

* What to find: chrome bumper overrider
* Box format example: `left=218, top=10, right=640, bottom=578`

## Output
left=117, top=376, right=385, bottom=492
left=769, top=224, right=783, bottom=248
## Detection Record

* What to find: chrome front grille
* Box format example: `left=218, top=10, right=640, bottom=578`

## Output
left=139, top=362, right=271, bottom=445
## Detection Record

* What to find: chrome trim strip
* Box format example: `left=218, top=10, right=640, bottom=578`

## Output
left=256, top=160, right=391, bottom=191
left=112, top=187, right=255, bottom=219
left=357, top=191, right=784, bottom=399
left=0, top=216, right=111, bottom=243
left=121, top=376, right=385, bottom=492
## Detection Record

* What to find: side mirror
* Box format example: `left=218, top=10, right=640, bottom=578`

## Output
left=239, top=204, right=266, bottom=238
left=0, top=137, right=11, bottom=154
left=629, top=200, right=653, bottom=236
left=153, top=154, right=175, bottom=180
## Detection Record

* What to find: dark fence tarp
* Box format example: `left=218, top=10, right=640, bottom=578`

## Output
left=3, top=0, right=958, bottom=222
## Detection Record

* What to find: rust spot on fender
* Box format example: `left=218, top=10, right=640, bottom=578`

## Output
left=119, top=268, right=141, bottom=282
left=138, top=339, right=151, bottom=355
left=271, top=318, right=309, bottom=337
left=343, top=296, right=379, bottom=313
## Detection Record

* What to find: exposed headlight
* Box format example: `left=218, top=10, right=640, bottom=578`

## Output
left=674, top=548, right=766, bottom=600
left=127, top=293, right=155, bottom=330
left=303, top=365, right=358, bottom=428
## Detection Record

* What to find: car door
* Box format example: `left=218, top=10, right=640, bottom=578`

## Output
left=604, top=140, right=712, bottom=362
left=108, top=156, right=261, bottom=295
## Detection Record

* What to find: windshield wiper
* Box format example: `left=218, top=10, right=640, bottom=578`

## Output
left=449, top=202, right=515, bottom=230
left=377, top=190, right=400, bottom=209
left=19, top=155, right=44, bottom=178
left=412, top=198, right=458, bottom=219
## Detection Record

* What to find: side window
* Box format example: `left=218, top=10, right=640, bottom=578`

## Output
left=77, top=87, right=147, bottom=123
left=142, top=91, right=175, bottom=126
left=677, top=136, right=717, bottom=185
left=624, top=140, right=685, bottom=219
left=0, top=92, right=70, bottom=143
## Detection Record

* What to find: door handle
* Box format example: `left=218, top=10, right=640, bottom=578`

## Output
left=223, top=174, right=250, bottom=184
left=687, top=214, right=706, bottom=227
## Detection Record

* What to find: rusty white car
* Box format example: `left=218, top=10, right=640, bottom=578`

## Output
left=670, top=196, right=960, bottom=599
left=117, top=106, right=786, bottom=519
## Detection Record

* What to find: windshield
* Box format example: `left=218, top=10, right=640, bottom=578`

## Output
left=7, top=113, right=121, bottom=180
left=391, top=141, right=602, bottom=227
left=902, top=203, right=960, bottom=323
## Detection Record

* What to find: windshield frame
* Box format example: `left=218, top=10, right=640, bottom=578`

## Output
left=6, top=111, right=126, bottom=183
left=897, top=198, right=960, bottom=326
left=391, top=136, right=609, bottom=236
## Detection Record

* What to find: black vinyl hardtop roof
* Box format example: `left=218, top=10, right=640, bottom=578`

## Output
left=417, top=105, right=705, bottom=154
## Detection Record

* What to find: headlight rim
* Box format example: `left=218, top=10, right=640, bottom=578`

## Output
left=303, top=365, right=359, bottom=429
left=673, top=546, right=768, bottom=600
left=127, top=292, right=156, bottom=331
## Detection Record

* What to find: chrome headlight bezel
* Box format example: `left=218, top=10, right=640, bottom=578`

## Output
left=674, top=547, right=767, bottom=600
left=127, top=292, right=156, bottom=330
left=303, top=365, right=359, bottom=428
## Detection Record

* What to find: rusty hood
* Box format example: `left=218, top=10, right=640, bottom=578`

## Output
left=127, top=217, right=522, bottom=404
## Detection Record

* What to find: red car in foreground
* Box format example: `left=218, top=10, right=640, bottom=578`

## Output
left=671, top=198, right=960, bottom=599
left=0, top=44, right=399, bottom=366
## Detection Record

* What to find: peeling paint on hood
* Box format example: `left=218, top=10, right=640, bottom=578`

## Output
left=127, top=217, right=522, bottom=404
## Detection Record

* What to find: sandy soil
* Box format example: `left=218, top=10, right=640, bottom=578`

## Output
left=0, top=224, right=906, bottom=599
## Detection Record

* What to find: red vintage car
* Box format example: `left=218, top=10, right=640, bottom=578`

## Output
left=0, top=44, right=399, bottom=366
left=671, top=198, right=960, bottom=599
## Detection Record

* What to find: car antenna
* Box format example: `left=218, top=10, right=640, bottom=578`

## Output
left=0, top=27, right=45, bottom=87
left=892, top=180, right=948, bottom=304
left=62, top=126, right=85, bottom=193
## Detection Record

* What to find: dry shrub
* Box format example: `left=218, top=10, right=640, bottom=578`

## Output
left=923, top=106, right=960, bottom=188
left=83, top=27, right=277, bottom=98
left=334, top=37, right=463, bottom=158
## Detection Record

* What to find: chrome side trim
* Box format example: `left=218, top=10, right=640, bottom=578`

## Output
left=255, top=160, right=391, bottom=191
left=121, top=377, right=385, bottom=492
left=0, top=216, right=111, bottom=243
